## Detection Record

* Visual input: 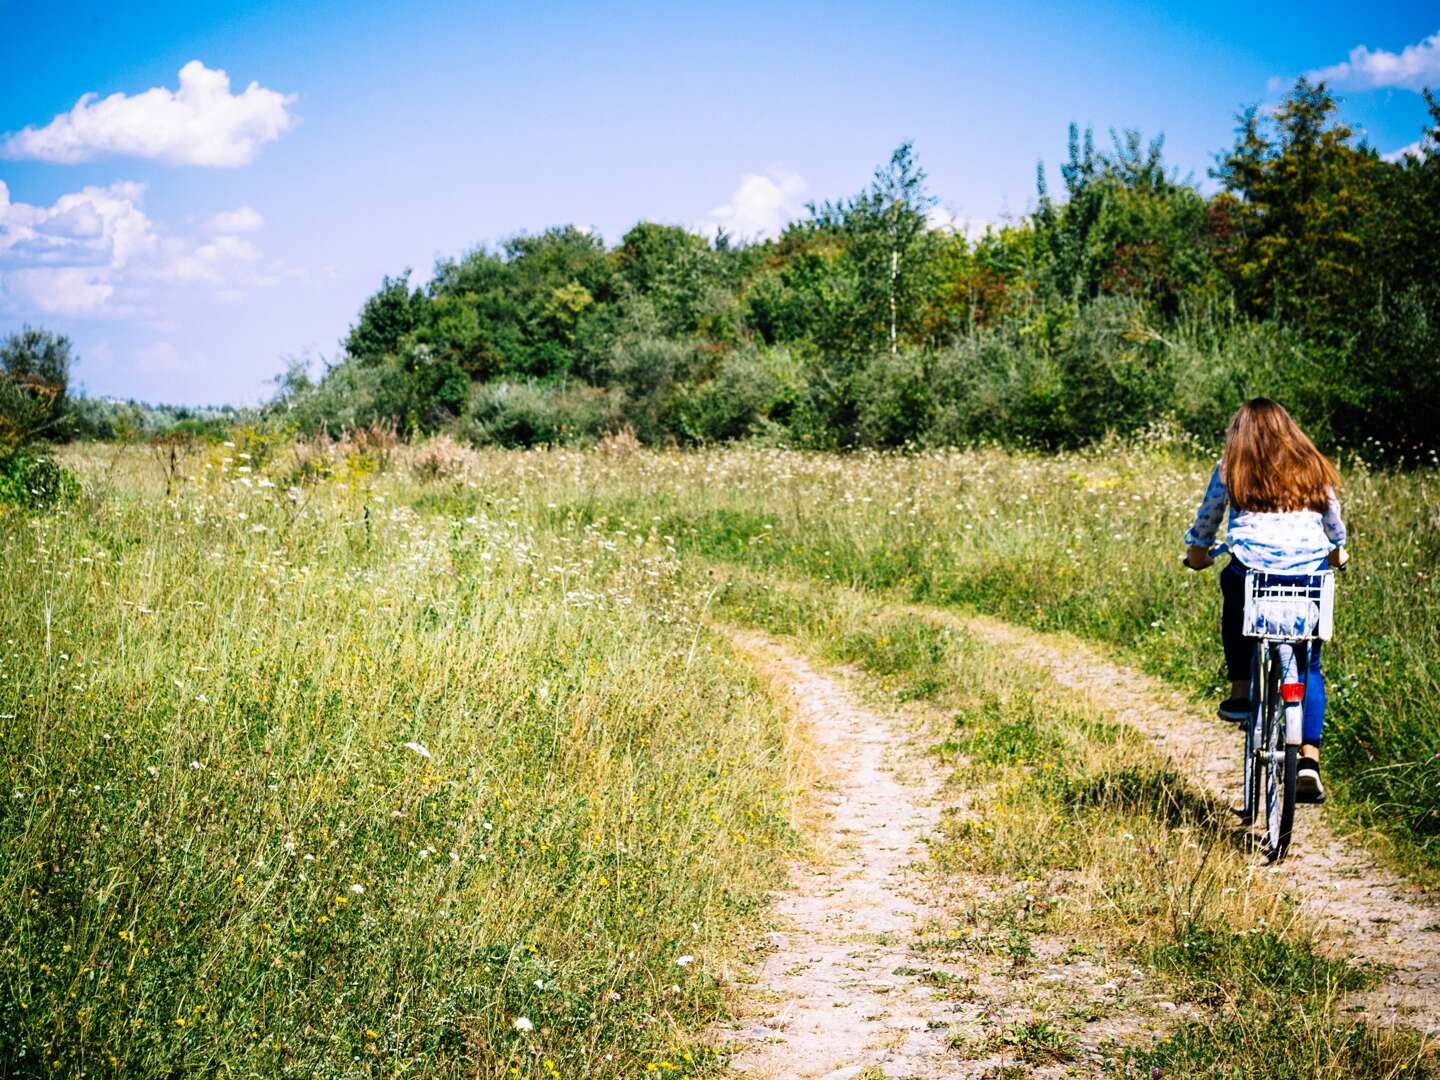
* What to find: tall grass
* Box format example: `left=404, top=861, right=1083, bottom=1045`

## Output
left=4, top=435, right=1435, bottom=1075
left=0, top=444, right=797, bottom=1077
left=450, top=438, right=1440, bottom=876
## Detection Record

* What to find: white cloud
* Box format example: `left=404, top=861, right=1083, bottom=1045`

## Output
left=1, top=61, right=297, bottom=167
left=926, top=205, right=993, bottom=242
left=210, top=205, right=264, bottom=233
left=698, top=169, right=807, bottom=241
left=1383, top=137, right=1435, bottom=162
left=1301, top=30, right=1440, bottom=92
left=0, top=180, right=286, bottom=315
left=3, top=267, right=116, bottom=315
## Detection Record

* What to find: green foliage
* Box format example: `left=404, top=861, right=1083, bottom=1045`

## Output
left=1, top=325, right=73, bottom=448
left=344, top=272, right=426, bottom=362
left=460, top=380, right=622, bottom=447
left=0, top=447, right=77, bottom=510
left=262, top=85, right=1440, bottom=455
left=674, top=346, right=806, bottom=444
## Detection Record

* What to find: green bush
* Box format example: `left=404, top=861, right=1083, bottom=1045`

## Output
left=927, top=327, right=1067, bottom=448
left=460, top=380, right=623, bottom=447
left=0, top=449, right=77, bottom=510
left=675, top=346, right=806, bottom=444
left=854, top=350, right=936, bottom=448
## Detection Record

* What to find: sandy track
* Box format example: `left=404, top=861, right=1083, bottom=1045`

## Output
left=910, top=606, right=1440, bottom=1035
left=720, top=631, right=959, bottom=1078
left=718, top=631, right=1181, bottom=1078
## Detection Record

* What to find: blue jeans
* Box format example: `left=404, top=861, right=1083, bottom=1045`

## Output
left=1220, top=559, right=1326, bottom=745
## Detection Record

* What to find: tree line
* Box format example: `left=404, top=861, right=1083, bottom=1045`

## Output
left=5, top=80, right=1439, bottom=468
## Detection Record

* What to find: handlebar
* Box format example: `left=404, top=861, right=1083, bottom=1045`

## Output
left=1181, top=542, right=1228, bottom=571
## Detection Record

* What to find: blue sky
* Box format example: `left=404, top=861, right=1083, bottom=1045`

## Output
left=2, top=0, right=1437, bottom=405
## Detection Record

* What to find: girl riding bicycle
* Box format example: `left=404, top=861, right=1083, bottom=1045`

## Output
left=1183, top=398, right=1347, bottom=804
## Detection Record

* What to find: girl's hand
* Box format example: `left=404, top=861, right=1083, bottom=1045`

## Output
left=1185, top=545, right=1215, bottom=571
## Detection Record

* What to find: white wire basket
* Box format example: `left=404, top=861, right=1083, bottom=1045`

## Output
left=1242, top=570, right=1335, bottom=641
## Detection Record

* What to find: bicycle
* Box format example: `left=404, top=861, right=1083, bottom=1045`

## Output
left=1189, top=544, right=1337, bottom=863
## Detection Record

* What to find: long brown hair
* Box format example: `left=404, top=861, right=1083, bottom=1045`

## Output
left=1222, top=398, right=1339, bottom=513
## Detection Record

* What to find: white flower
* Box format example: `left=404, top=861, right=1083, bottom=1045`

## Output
left=349, top=883, right=364, bottom=895
left=188, top=760, right=203, bottom=770
left=512, top=1016, right=533, bottom=1033
left=403, top=741, right=432, bottom=760
left=674, top=954, right=695, bottom=967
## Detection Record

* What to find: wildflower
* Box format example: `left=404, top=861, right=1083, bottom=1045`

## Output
left=349, top=883, right=364, bottom=895
left=512, top=1016, right=534, bottom=1032
left=403, top=741, right=432, bottom=760
left=674, top=954, right=695, bottom=967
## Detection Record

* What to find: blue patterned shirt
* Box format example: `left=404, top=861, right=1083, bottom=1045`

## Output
left=1184, top=461, right=1346, bottom=574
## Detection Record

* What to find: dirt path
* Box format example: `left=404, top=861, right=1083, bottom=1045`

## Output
left=909, top=606, right=1440, bottom=1035
left=719, top=631, right=1180, bottom=1078
left=720, top=631, right=957, bottom=1077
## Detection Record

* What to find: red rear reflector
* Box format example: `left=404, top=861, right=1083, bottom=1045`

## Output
left=1280, top=683, right=1306, bottom=703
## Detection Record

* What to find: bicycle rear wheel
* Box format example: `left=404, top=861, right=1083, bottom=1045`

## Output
left=1263, top=649, right=1297, bottom=862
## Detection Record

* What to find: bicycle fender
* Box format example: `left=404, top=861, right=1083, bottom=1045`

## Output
left=1284, top=701, right=1304, bottom=747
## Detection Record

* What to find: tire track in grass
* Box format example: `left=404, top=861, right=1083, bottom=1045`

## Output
left=717, top=630, right=1180, bottom=1078
left=719, top=630, right=957, bottom=1077
left=906, top=605, right=1440, bottom=1036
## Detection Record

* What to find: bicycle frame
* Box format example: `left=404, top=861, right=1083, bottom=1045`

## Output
left=1238, top=566, right=1334, bottom=862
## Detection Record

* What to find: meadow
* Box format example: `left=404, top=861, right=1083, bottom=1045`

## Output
left=0, top=437, right=800, bottom=1077
left=512, top=433, right=1440, bottom=877
left=2, top=433, right=1437, bottom=1077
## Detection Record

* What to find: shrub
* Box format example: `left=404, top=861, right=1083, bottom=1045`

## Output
left=1, top=325, right=72, bottom=447
left=927, top=327, right=1067, bottom=448
left=675, top=346, right=807, bottom=444
left=0, top=448, right=77, bottom=510
left=854, top=350, right=936, bottom=448
left=461, top=381, right=623, bottom=447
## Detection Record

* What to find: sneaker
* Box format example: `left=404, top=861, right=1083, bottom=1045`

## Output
left=1217, top=697, right=1250, bottom=723
left=1296, top=758, right=1326, bottom=804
